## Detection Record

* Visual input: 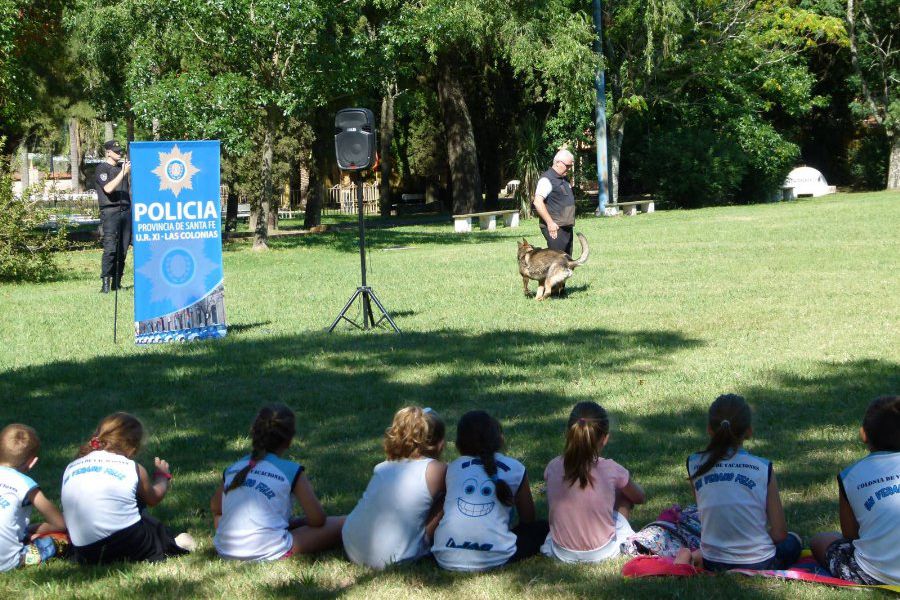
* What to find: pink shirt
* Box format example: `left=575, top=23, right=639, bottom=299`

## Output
left=545, top=455, right=630, bottom=551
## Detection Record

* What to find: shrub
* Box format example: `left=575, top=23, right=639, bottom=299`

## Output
left=0, top=167, right=68, bottom=282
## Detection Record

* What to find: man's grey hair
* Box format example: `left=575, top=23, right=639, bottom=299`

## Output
left=553, top=149, right=574, bottom=165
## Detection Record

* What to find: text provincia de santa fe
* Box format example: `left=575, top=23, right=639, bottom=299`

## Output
left=133, top=200, right=220, bottom=241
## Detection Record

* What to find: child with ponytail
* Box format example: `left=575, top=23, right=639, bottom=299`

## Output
left=431, top=410, right=548, bottom=571
left=61, top=412, right=194, bottom=565
left=541, top=402, right=645, bottom=563
left=211, top=404, right=344, bottom=561
left=342, top=406, right=447, bottom=569
left=687, top=394, right=801, bottom=571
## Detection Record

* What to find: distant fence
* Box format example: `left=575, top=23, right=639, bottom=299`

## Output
left=219, top=183, right=380, bottom=217
left=28, top=190, right=100, bottom=219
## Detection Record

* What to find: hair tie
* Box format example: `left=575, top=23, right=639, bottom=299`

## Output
left=423, top=407, right=434, bottom=415
left=489, top=474, right=499, bottom=483
left=248, top=459, right=257, bottom=468
left=89, top=437, right=101, bottom=450
left=719, top=419, right=731, bottom=430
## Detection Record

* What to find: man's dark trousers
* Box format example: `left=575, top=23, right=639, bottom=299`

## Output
left=539, top=224, right=574, bottom=256
left=101, top=207, right=132, bottom=284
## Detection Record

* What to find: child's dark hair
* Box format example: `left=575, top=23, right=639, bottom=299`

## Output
left=564, top=402, right=610, bottom=489
left=78, top=412, right=144, bottom=458
left=226, top=404, right=296, bottom=493
left=456, top=411, right=514, bottom=506
left=863, top=396, right=900, bottom=451
left=689, top=394, right=752, bottom=480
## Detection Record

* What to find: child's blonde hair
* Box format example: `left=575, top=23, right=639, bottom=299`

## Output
left=78, top=412, right=145, bottom=458
left=0, top=424, right=40, bottom=466
left=383, top=407, right=445, bottom=460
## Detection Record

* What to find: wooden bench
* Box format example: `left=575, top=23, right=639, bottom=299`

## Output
left=453, top=209, right=520, bottom=233
left=607, top=200, right=654, bottom=216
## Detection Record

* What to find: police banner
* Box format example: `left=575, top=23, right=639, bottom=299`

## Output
left=130, top=141, right=226, bottom=344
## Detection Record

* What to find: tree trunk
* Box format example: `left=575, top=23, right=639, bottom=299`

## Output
left=888, top=133, right=900, bottom=190
left=303, top=176, right=322, bottom=230
left=437, top=61, right=482, bottom=215
left=68, top=118, right=82, bottom=192
left=125, top=110, right=135, bottom=143
left=298, top=160, right=310, bottom=210
left=379, top=82, right=396, bottom=217
left=254, top=108, right=277, bottom=250
left=303, top=116, right=330, bottom=230
left=483, top=151, right=500, bottom=210
left=225, top=188, right=238, bottom=233
left=152, top=118, right=160, bottom=141
left=608, top=111, right=626, bottom=204
left=104, top=121, right=114, bottom=141
left=19, top=142, right=29, bottom=189
left=268, top=187, right=279, bottom=231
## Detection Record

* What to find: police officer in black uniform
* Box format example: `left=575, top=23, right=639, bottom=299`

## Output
left=96, top=140, right=132, bottom=293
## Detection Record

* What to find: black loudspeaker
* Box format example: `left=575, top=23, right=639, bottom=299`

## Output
left=335, top=108, right=376, bottom=171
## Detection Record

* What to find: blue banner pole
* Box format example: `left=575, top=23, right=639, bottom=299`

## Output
left=593, top=0, right=610, bottom=216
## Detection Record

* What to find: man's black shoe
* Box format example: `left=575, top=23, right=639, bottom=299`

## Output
left=100, top=277, right=111, bottom=294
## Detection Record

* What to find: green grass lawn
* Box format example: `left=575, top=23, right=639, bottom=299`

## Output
left=1, top=191, right=898, bottom=599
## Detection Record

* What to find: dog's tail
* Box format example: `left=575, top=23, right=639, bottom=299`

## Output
left=567, top=233, right=589, bottom=267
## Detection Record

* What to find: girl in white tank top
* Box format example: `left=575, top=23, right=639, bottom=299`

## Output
left=342, top=407, right=447, bottom=569
left=211, top=404, right=345, bottom=561
left=687, top=395, right=800, bottom=571
left=60, top=412, right=193, bottom=564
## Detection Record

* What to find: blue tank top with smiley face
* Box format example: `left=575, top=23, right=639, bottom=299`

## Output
left=431, top=453, right=526, bottom=571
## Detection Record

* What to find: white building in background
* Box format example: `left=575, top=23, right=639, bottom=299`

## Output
left=784, top=166, right=837, bottom=197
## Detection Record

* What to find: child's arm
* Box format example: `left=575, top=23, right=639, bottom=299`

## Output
left=514, top=473, right=536, bottom=524
left=765, top=470, right=789, bottom=543
left=25, top=489, right=66, bottom=537
left=837, top=478, right=860, bottom=540
left=210, top=484, right=224, bottom=529
left=137, top=457, right=172, bottom=507
left=424, top=461, right=447, bottom=539
left=620, top=478, right=646, bottom=505
left=292, top=473, right=327, bottom=528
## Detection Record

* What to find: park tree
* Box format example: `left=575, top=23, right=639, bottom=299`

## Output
left=380, top=0, right=596, bottom=214
left=845, top=0, right=898, bottom=188
left=604, top=0, right=845, bottom=205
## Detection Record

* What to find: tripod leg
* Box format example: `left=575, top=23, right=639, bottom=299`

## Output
left=328, top=288, right=365, bottom=332
left=366, top=288, right=401, bottom=333
left=362, top=289, right=376, bottom=329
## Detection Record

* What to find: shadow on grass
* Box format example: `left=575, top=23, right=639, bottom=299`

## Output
left=3, top=327, right=894, bottom=596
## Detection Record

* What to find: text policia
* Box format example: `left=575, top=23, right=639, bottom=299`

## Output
left=133, top=200, right=220, bottom=242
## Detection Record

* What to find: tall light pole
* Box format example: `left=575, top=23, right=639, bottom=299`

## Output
left=593, top=0, right=610, bottom=216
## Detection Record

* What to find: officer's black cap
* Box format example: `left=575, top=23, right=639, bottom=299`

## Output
left=104, top=140, right=123, bottom=154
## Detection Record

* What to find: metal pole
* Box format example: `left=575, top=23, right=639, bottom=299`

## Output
left=593, top=0, right=610, bottom=216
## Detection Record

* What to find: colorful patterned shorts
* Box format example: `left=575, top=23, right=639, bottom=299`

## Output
left=825, top=539, right=883, bottom=585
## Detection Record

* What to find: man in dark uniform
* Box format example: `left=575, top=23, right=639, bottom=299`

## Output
left=96, top=140, right=131, bottom=293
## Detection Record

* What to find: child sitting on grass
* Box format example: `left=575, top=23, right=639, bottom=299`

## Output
left=342, top=406, right=447, bottom=569
left=212, top=404, right=344, bottom=561
left=541, top=402, right=645, bottom=563
left=810, top=396, right=900, bottom=586
left=687, top=394, right=801, bottom=571
left=61, top=412, right=194, bottom=564
left=0, top=424, right=67, bottom=571
left=431, top=410, right=548, bottom=571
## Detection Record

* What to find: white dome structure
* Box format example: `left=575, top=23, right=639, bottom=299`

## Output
left=784, top=166, right=836, bottom=197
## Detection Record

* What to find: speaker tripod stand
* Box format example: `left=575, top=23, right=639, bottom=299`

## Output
left=328, top=172, right=400, bottom=333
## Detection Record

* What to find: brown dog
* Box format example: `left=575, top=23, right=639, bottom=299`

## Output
left=517, top=233, right=589, bottom=300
